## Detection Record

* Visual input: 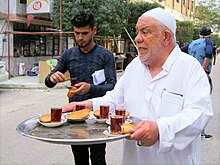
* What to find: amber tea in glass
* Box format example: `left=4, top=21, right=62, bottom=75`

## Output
left=51, top=107, right=62, bottom=122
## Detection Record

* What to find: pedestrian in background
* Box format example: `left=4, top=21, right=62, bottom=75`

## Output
left=213, top=43, right=217, bottom=65
left=181, top=25, right=214, bottom=140
left=62, top=8, right=213, bottom=165
left=45, top=9, right=116, bottom=165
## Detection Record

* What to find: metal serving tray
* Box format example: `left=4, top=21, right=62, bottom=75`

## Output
left=16, top=116, right=138, bottom=145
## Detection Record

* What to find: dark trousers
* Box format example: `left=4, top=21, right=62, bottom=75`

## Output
left=71, top=143, right=106, bottom=165
left=206, top=72, right=213, bottom=94
left=213, top=54, right=216, bottom=65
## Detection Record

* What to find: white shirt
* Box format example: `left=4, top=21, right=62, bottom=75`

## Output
left=91, top=45, right=213, bottom=165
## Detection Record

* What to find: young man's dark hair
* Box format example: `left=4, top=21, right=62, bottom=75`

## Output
left=71, top=9, right=95, bottom=28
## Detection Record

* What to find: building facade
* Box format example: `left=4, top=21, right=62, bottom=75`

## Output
left=130, top=0, right=196, bottom=21
left=0, top=0, right=74, bottom=77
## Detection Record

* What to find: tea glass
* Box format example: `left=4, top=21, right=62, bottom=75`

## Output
left=109, top=115, right=124, bottom=135
left=115, top=108, right=126, bottom=122
left=51, top=107, right=62, bottom=122
left=100, top=105, right=110, bottom=119
left=75, top=104, right=86, bottom=111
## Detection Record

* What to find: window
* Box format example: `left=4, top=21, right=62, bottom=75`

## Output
left=188, top=0, right=190, bottom=9
left=13, top=23, right=50, bottom=57
left=46, top=37, right=53, bottom=56
left=20, top=0, right=26, bottom=4
left=13, top=23, right=69, bottom=57
left=52, top=35, right=69, bottom=56
left=183, top=0, right=186, bottom=5
left=53, top=37, right=60, bottom=56
left=191, top=1, right=194, bottom=11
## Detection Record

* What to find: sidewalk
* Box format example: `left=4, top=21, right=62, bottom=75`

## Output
left=0, top=75, right=67, bottom=89
left=0, top=71, right=124, bottom=89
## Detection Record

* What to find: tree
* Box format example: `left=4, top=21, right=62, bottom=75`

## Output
left=124, top=2, right=162, bottom=40
left=194, top=0, right=220, bottom=45
left=195, top=0, right=220, bottom=33
left=51, top=0, right=73, bottom=31
left=52, top=0, right=129, bottom=37
left=121, top=2, right=161, bottom=53
left=176, top=21, right=194, bottom=45
left=192, top=25, right=201, bottom=40
left=52, top=0, right=162, bottom=53
left=52, top=0, right=162, bottom=38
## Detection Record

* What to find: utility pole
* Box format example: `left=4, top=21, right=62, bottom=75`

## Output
left=59, top=0, right=62, bottom=55
left=7, top=0, right=11, bottom=78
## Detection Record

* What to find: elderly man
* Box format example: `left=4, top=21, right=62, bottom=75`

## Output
left=63, top=8, right=213, bottom=165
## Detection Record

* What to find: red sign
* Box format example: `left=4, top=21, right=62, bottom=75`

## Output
left=32, top=1, right=42, bottom=10
left=27, top=0, right=50, bottom=14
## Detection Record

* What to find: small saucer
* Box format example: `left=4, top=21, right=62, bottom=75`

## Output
left=64, top=84, right=72, bottom=90
left=103, top=127, right=131, bottom=137
left=38, top=118, right=67, bottom=127
left=103, top=130, right=123, bottom=137
left=95, top=118, right=108, bottom=124
left=106, top=118, right=133, bottom=125
left=124, top=119, right=133, bottom=124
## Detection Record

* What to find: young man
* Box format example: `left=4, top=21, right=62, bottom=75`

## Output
left=45, top=10, right=116, bottom=165
left=62, top=8, right=213, bottom=165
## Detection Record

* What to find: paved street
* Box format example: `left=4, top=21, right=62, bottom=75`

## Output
left=0, top=58, right=219, bottom=165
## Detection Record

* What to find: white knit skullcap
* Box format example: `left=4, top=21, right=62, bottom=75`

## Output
left=141, top=7, right=176, bottom=35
